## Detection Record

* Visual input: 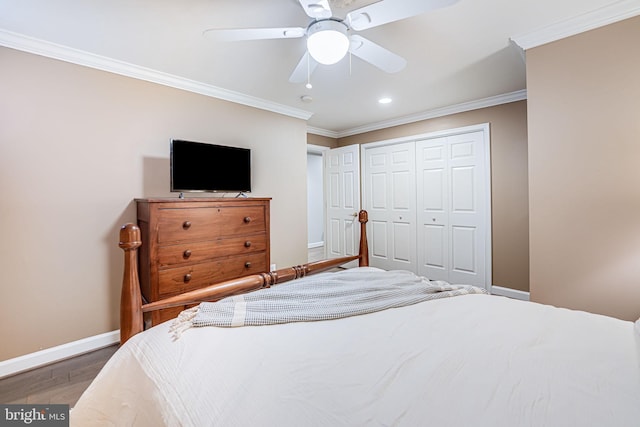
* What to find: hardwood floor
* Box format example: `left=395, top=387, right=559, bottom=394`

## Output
left=0, top=345, right=118, bottom=407
left=1, top=247, right=328, bottom=408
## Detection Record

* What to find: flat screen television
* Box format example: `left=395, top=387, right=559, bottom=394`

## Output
left=170, top=139, right=251, bottom=194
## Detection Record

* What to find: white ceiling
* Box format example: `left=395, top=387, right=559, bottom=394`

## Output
left=0, top=0, right=637, bottom=136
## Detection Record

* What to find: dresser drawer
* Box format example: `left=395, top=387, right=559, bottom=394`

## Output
left=157, top=206, right=266, bottom=243
left=157, top=252, right=268, bottom=298
left=157, top=234, right=267, bottom=268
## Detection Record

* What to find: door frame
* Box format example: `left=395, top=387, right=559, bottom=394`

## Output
left=361, top=123, right=492, bottom=290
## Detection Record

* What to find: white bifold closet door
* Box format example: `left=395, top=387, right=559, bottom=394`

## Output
left=363, top=128, right=489, bottom=289
left=364, top=142, right=417, bottom=272
left=416, top=131, right=487, bottom=286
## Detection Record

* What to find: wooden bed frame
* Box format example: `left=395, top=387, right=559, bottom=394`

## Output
left=118, top=210, right=370, bottom=344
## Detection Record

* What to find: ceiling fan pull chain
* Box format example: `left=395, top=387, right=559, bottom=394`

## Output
left=306, top=52, right=313, bottom=89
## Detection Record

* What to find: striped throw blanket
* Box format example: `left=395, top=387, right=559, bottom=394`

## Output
left=171, top=267, right=486, bottom=337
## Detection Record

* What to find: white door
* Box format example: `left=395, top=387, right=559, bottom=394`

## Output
left=416, top=131, right=487, bottom=286
left=363, top=142, right=417, bottom=271
left=415, top=137, right=449, bottom=281
left=324, top=145, right=360, bottom=261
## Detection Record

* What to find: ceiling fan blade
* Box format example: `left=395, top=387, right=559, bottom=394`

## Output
left=203, top=27, right=305, bottom=42
left=349, top=35, right=406, bottom=73
left=346, top=0, right=459, bottom=31
left=289, top=51, right=319, bottom=83
left=298, top=0, right=332, bottom=19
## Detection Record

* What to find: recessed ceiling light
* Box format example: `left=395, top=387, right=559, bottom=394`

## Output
left=378, top=97, right=392, bottom=104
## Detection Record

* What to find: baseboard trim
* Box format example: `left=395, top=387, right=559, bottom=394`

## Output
left=0, top=330, right=120, bottom=379
left=308, top=241, right=324, bottom=249
left=491, top=286, right=530, bottom=301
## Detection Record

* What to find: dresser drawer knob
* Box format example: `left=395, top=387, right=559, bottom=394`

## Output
left=244, top=262, right=251, bottom=269
left=244, top=241, right=251, bottom=248
left=243, top=216, right=252, bottom=223
left=183, top=249, right=192, bottom=258
left=182, top=221, right=192, bottom=229
left=184, top=273, right=192, bottom=282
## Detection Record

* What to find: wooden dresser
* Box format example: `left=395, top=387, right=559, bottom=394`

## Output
left=136, top=198, right=271, bottom=325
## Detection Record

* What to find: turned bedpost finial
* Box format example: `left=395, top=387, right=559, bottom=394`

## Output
left=119, top=223, right=143, bottom=345
left=119, top=223, right=142, bottom=251
left=358, top=210, right=368, bottom=224
left=358, top=210, right=369, bottom=267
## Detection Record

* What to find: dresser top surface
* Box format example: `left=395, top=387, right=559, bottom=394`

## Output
left=136, top=197, right=271, bottom=203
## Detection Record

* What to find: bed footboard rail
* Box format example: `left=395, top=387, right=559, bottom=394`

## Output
left=119, top=209, right=369, bottom=344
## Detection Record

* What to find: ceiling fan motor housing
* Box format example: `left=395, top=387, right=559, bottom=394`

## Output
left=306, top=19, right=350, bottom=65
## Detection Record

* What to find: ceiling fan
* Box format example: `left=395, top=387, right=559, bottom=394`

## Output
left=203, top=0, right=459, bottom=84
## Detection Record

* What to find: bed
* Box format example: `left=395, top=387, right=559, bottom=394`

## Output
left=71, top=211, right=640, bottom=426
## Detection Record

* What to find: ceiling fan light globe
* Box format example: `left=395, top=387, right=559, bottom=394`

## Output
left=306, top=20, right=349, bottom=65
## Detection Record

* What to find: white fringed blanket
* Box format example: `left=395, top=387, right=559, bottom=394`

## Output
left=171, top=267, right=486, bottom=336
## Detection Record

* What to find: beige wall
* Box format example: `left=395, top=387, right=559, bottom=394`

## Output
left=307, top=133, right=338, bottom=148
left=338, top=101, right=530, bottom=293
left=527, top=16, right=640, bottom=321
left=0, top=47, right=309, bottom=360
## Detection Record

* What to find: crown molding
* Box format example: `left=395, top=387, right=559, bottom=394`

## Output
left=306, top=126, right=340, bottom=138
left=321, top=89, right=527, bottom=139
left=0, top=29, right=314, bottom=121
left=511, top=0, right=640, bottom=50
left=0, top=29, right=527, bottom=139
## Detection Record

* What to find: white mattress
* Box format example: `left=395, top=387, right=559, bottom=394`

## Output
left=71, top=276, right=640, bottom=426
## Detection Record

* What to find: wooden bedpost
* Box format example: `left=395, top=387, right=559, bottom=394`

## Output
left=358, top=210, right=369, bottom=267
left=119, top=224, right=143, bottom=345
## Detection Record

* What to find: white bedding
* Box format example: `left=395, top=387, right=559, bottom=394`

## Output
left=71, top=268, right=640, bottom=426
